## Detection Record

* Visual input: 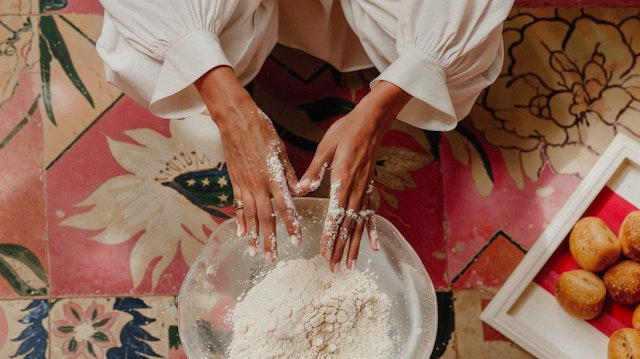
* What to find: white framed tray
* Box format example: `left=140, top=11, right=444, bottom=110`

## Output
left=480, top=133, right=640, bottom=359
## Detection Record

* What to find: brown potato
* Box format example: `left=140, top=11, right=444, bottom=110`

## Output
left=603, top=260, right=640, bottom=306
left=633, top=305, right=640, bottom=329
left=555, top=269, right=607, bottom=320
left=619, top=211, right=640, bottom=262
left=608, top=328, right=640, bottom=359
left=569, top=216, right=620, bottom=273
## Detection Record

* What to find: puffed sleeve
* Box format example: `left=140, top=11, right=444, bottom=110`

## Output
left=341, top=0, right=513, bottom=131
left=96, top=0, right=278, bottom=120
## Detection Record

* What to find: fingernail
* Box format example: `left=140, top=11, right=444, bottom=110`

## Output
left=331, top=262, right=340, bottom=273
left=347, top=259, right=357, bottom=270
left=265, top=251, right=274, bottom=264
left=290, top=234, right=300, bottom=246
left=299, top=178, right=311, bottom=190
left=309, top=180, right=321, bottom=192
left=236, top=223, right=243, bottom=237
left=370, top=231, right=380, bottom=251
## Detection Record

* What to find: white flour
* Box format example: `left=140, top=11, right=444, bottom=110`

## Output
left=227, top=255, right=393, bottom=359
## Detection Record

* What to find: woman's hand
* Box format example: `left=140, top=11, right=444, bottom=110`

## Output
left=298, top=80, right=412, bottom=272
left=195, top=66, right=302, bottom=263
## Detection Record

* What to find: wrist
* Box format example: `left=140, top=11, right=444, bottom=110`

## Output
left=194, top=66, right=255, bottom=129
left=367, top=80, right=412, bottom=114
left=358, top=80, right=412, bottom=130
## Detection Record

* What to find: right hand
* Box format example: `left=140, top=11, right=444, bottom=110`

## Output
left=195, top=66, right=302, bottom=263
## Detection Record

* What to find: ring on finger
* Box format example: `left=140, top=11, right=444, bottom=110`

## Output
left=359, top=209, right=375, bottom=222
left=233, top=198, right=244, bottom=210
left=345, top=209, right=359, bottom=222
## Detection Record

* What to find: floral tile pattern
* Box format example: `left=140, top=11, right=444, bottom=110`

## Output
left=46, top=98, right=229, bottom=297
left=48, top=296, right=179, bottom=359
left=2, top=2, right=640, bottom=358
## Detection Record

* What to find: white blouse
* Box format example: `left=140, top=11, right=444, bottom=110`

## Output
left=96, top=0, right=514, bottom=131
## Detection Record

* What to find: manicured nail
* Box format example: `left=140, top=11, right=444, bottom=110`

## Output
left=331, top=262, right=340, bottom=273
left=290, top=234, right=300, bottom=246
left=265, top=251, right=275, bottom=264
left=370, top=231, right=380, bottom=250
left=297, top=178, right=311, bottom=192
left=347, top=259, right=357, bottom=270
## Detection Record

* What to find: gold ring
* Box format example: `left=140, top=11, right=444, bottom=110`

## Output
left=232, top=199, right=244, bottom=210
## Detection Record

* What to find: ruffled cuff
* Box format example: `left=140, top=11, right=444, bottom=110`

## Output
left=371, top=49, right=458, bottom=131
left=150, top=30, right=231, bottom=119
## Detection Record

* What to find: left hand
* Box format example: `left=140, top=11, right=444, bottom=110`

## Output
left=297, top=81, right=411, bottom=272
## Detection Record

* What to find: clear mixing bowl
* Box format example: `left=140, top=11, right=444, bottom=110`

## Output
left=178, top=197, right=437, bottom=358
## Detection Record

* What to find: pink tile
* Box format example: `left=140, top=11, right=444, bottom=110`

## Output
left=373, top=144, right=447, bottom=289
left=47, top=97, right=222, bottom=296
left=49, top=0, right=105, bottom=14
left=441, top=128, right=580, bottom=284
left=452, top=232, right=526, bottom=289
left=0, top=71, right=48, bottom=298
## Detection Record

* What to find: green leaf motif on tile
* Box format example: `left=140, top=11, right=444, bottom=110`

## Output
left=92, top=332, right=109, bottom=343
left=169, top=325, right=181, bottom=350
left=87, top=341, right=96, bottom=357
left=93, top=317, right=111, bottom=328
left=71, top=307, right=82, bottom=322
left=40, top=0, right=67, bottom=12
left=0, top=243, right=48, bottom=296
left=68, top=337, right=77, bottom=352
left=39, top=31, right=55, bottom=125
left=58, top=325, right=74, bottom=333
left=38, top=14, right=95, bottom=126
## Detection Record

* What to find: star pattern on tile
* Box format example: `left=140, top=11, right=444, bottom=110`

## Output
left=169, top=164, right=234, bottom=209
left=217, top=176, right=228, bottom=188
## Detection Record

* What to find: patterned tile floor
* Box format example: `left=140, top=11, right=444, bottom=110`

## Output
left=2, top=1, right=640, bottom=358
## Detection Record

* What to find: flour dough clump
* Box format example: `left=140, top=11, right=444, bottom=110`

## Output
left=227, top=255, right=393, bottom=359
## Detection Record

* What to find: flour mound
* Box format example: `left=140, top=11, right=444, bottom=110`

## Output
left=227, top=255, right=393, bottom=359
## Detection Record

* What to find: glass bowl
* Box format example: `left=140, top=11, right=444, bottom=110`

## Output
left=178, top=197, right=437, bottom=358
